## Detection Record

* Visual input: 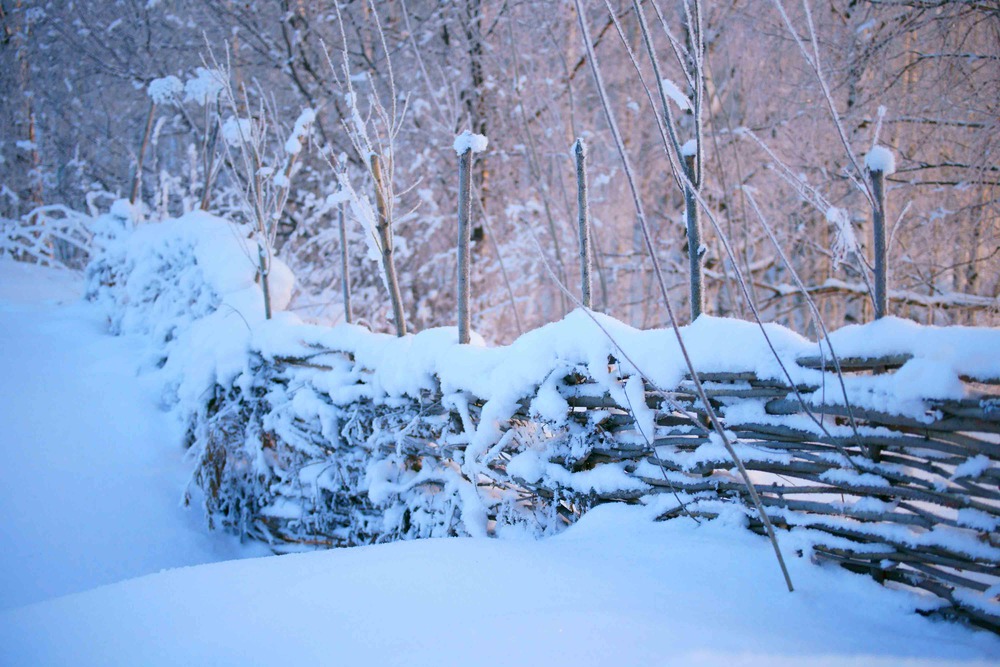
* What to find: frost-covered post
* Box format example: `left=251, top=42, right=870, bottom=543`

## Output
left=338, top=203, right=353, bottom=325
left=574, top=138, right=593, bottom=310
left=371, top=153, right=407, bottom=337
left=865, top=146, right=895, bottom=320
left=682, top=141, right=704, bottom=319
left=454, top=131, right=488, bottom=344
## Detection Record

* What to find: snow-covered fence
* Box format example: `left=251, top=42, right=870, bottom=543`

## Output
left=189, top=314, right=1000, bottom=632
left=1, top=204, right=93, bottom=269
left=84, top=210, right=1000, bottom=633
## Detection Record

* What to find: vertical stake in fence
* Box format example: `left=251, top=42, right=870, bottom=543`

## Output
left=575, top=138, right=593, bottom=310
left=865, top=145, right=895, bottom=462
left=454, top=131, right=487, bottom=344
left=370, top=153, right=407, bottom=337
left=682, top=145, right=703, bottom=320
left=457, top=142, right=474, bottom=344
left=866, top=146, right=895, bottom=321
left=338, top=203, right=353, bottom=325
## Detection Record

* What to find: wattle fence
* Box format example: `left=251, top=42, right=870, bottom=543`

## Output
left=190, top=312, right=1000, bottom=632
left=86, top=212, right=1000, bottom=633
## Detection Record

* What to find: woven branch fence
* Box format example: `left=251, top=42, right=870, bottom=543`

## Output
left=190, top=326, right=1000, bottom=633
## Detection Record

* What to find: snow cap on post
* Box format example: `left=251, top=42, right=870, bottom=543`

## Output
left=453, top=131, right=488, bottom=156
left=680, top=139, right=698, bottom=157
left=865, top=145, right=896, bottom=175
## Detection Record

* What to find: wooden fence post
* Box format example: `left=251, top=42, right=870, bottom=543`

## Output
left=575, top=139, right=593, bottom=310
left=130, top=100, right=157, bottom=206
left=683, top=148, right=703, bottom=319
left=865, top=145, right=895, bottom=321
left=258, top=243, right=272, bottom=320
left=870, top=166, right=888, bottom=320
left=457, top=145, right=473, bottom=344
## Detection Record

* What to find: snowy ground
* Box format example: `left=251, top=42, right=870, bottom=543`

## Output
left=0, top=259, right=266, bottom=611
left=0, top=259, right=997, bottom=666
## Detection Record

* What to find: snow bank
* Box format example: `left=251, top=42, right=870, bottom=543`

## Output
left=2, top=504, right=997, bottom=666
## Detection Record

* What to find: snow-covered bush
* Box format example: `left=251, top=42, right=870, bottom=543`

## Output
left=86, top=201, right=293, bottom=372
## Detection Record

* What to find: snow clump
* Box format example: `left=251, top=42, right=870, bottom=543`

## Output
left=184, top=67, right=225, bottom=105
left=147, top=76, right=183, bottom=104
left=221, top=117, right=255, bottom=147
left=284, top=108, right=316, bottom=155
left=453, top=131, right=489, bottom=156
left=865, top=145, right=896, bottom=175
left=825, top=206, right=858, bottom=265
left=660, top=78, right=692, bottom=111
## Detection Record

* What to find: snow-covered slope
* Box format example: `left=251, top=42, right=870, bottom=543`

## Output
left=0, top=259, right=266, bottom=610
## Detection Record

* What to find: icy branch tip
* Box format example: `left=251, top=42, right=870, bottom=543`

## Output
left=865, top=145, right=896, bottom=175
left=454, top=131, right=488, bottom=156
left=572, top=138, right=587, bottom=158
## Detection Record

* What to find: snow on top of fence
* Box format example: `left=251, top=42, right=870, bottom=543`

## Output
left=86, top=210, right=293, bottom=406
left=825, top=316, right=1000, bottom=382
left=84, top=210, right=1000, bottom=430
left=82, top=209, right=1000, bottom=627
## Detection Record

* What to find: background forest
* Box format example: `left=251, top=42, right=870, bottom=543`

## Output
left=1, top=0, right=997, bottom=342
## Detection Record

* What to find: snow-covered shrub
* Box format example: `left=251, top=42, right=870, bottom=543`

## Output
left=86, top=202, right=293, bottom=371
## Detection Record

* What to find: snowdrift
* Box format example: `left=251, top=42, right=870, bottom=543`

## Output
left=3, top=505, right=998, bottom=666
